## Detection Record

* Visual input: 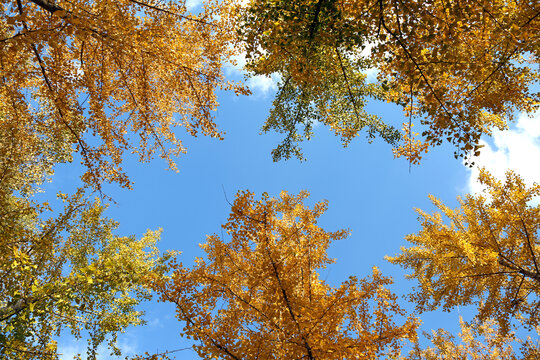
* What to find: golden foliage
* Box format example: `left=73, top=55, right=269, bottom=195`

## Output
left=392, top=122, right=430, bottom=165
left=151, top=191, right=418, bottom=359
left=0, top=0, right=245, bottom=357
left=238, top=0, right=401, bottom=161
left=238, top=0, right=539, bottom=161
left=0, top=115, right=172, bottom=359
left=0, top=189, right=172, bottom=359
left=372, top=0, right=538, bottom=159
left=402, top=319, right=525, bottom=360
left=388, top=169, right=540, bottom=334
left=1, top=0, right=245, bottom=190
left=0, top=115, right=68, bottom=196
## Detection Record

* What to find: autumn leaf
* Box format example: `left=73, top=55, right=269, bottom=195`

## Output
left=0, top=187, right=172, bottom=359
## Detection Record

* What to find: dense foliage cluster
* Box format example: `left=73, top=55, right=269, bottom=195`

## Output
left=239, top=0, right=539, bottom=163
left=1, top=0, right=245, bottom=190
left=152, top=191, right=418, bottom=359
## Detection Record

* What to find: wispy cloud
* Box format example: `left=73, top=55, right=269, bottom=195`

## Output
left=363, top=67, right=379, bottom=83
left=359, top=42, right=379, bottom=83
left=226, top=52, right=280, bottom=96
left=247, top=74, right=280, bottom=95
left=466, top=111, right=540, bottom=194
left=185, top=0, right=202, bottom=11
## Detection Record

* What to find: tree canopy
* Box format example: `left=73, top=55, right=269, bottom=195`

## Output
left=401, top=319, right=538, bottom=360
left=1, top=0, right=245, bottom=190
left=151, top=191, right=418, bottom=359
left=0, top=187, right=170, bottom=359
left=1, top=0, right=539, bottom=358
left=238, top=0, right=539, bottom=163
left=388, top=169, right=540, bottom=334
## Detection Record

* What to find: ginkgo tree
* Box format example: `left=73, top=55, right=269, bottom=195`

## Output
left=0, top=189, right=171, bottom=359
left=0, top=0, right=238, bottom=355
left=150, top=190, right=419, bottom=359
left=1, top=0, right=245, bottom=190
left=0, top=0, right=247, bottom=357
left=0, top=78, right=170, bottom=360
left=388, top=169, right=540, bottom=335
left=2, top=0, right=539, bottom=359
left=237, top=0, right=402, bottom=162
left=237, top=0, right=539, bottom=163
left=400, top=319, right=539, bottom=360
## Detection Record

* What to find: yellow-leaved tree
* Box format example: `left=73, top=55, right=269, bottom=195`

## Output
left=237, top=0, right=539, bottom=163
left=237, top=0, right=401, bottom=161
left=0, top=81, right=171, bottom=359
left=388, top=169, right=540, bottom=335
left=0, top=188, right=171, bottom=359
left=150, top=191, right=419, bottom=359
left=1, top=0, right=245, bottom=190
left=371, top=0, right=539, bottom=163
left=401, top=319, right=539, bottom=360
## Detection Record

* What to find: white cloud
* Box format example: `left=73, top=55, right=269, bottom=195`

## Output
left=363, top=67, right=379, bottom=83
left=185, top=0, right=202, bottom=11
left=356, top=42, right=379, bottom=83
left=247, top=74, right=280, bottom=95
left=225, top=51, right=280, bottom=96
left=229, top=52, right=247, bottom=70
left=466, top=111, right=540, bottom=194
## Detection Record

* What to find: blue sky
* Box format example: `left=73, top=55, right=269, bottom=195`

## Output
left=48, top=39, right=540, bottom=360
